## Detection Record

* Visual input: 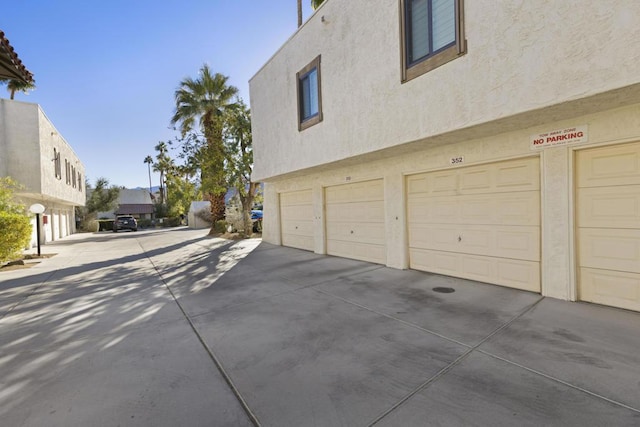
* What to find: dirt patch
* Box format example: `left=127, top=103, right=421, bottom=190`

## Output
left=207, top=231, right=262, bottom=241
left=0, top=253, right=57, bottom=272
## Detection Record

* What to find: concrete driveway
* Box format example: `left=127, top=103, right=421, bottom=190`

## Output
left=1, top=228, right=639, bottom=426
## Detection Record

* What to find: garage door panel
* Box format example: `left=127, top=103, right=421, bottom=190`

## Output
left=579, top=228, right=640, bottom=274
left=460, top=169, right=492, bottom=192
left=459, top=157, right=540, bottom=194
left=410, top=248, right=540, bottom=292
left=580, top=268, right=640, bottom=312
left=407, top=171, right=458, bottom=197
left=326, top=180, right=383, bottom=203
left=325, top=223, right=385, bottom=245
left=577, top=142, right=640, bottom=312
left=280, top=190, right=314, bottom=252
left=577, top=186, right=640, bottom=229
left=325, top=179, right=386, bottom=265
left=409, top=224, right=539, bottom=261
left=577, top=142, right=640, bottom=188
left=281, top=189, right=312, bottom=205
left=281, top=219, right=314, bottom=236
left=327, top=240, right=386, bottom=265
left=408, top=192, right=539, bottom=226
left=325, top=201, right=384, bottom=223
left=407, top=157, right=540, bottom=292
left=281, top=203, right=313, bottom=221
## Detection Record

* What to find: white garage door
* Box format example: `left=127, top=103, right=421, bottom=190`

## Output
left=280, top=190, right=314, bottom=251
left=576, top=142, right=640, bottom=312
left=325, top=179, right=386, bottom=264
left=407, top=157, right=541, bottom=292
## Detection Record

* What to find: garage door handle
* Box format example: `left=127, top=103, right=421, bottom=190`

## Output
left=350, top=230, right=354, bottom=234
left=458, top=236, right=462, bottom=242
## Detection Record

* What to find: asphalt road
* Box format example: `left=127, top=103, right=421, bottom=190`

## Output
left=1, top=227, right=639, bottom=426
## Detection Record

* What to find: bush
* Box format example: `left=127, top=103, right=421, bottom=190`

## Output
left=159, top=217, right=181, bottom=227
left=214, top=220, right=227, bottom=234
left=78, top=218, right=99, bottom=232
left=137, top=218, right=153, bottom=229
left=98, top=219, right=114, bottom=231
left=0, top=212, right=31, bottom=263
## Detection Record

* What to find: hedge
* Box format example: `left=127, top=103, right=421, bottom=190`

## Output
left=0, top=212, right=32, bottom=263
left=97, top=219, right=114, bottom=231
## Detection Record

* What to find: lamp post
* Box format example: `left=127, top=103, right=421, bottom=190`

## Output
left=29, top=203, right=45, bottom=256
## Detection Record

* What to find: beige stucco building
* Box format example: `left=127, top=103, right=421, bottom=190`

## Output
left=0, top=99, right=85, bottom=247
left=250, top=0, right=640, bottom=312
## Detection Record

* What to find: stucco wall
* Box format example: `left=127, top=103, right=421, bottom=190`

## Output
left=38, top=107, right=85, bottom=206
left=250, top=0, right=640, bottom=181
left=0, top=100, right=41, bottom=190
left=261, top=103, right=640, bottom=301
left=0, top=100, right=85, bottom=207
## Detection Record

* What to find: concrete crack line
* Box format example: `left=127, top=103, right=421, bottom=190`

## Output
left=477, top=350, right=640, bottom=415
left=142, top=243, right=261, bottom=427
left=184, top=266, right=388, bottom=319
left=311, top=292, right=546, bottom=426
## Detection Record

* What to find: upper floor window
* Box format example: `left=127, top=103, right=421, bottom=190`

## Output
left=53, top=148, right=62, bottom=179
left=65, top=159, right=71, bottom=185
left=297, top=55, right=323, bottom=131
left=401, top=0, right=466, bottom=82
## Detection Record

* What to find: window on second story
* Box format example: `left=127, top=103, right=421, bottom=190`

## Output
left=65, top=159, right=71, bottom=185
left=400, top=0, right=466, bottom=82
left=53, top=148, right=62, bottom=179
left=297, top=55, right=323, bottom=131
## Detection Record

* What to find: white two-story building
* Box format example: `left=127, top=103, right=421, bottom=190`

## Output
left=0, top=99, right=85, bottom=247
left=250, top=0, right=640, bottom=312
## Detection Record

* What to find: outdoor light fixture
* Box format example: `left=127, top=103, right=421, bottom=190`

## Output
left=29, top=203, right=45, bottom=256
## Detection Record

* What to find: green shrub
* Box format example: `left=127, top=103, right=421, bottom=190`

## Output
left=137, top=218, right=153, bottom=229
left=160, top=217, right=181, bottom=227
left=78, top=219, right=99, bottom=232
left=0, top=212, right=31, bottom=263
left=214, top=220, right=227, bottom=234
left=98, top=219, right=114, bottom=231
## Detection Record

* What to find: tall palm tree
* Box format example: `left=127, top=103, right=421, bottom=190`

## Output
left=153, top=142, right=172, bottom=206
left=2, top=78, right=35, bottom=99
left=143, top=155, right=153, bottom=198
left=297, top=0, right=303, bottom=27
left=171, top=65, right=239, bottom=224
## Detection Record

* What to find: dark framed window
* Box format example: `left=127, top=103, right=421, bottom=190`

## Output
left=400, top=0, right=466, bottom=82
left=297, top=55, right=323, bottom=131
left=53, top=148, right=62, bottom=179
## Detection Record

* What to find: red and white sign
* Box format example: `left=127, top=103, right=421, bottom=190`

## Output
left=530, top=125, right=588, bottom=149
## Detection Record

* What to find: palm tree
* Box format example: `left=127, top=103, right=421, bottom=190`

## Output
left=2, top=78, right=35, bottom=99
left=297, top=0, right=303, bottom=27
left=153, top=142, right=171, bottom=206
left=171, top=64, right=239, bottom=224
left=144, top=155, right=153, bottom=197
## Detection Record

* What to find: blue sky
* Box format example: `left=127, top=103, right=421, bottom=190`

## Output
left=1, top=1, right=315, bottom=189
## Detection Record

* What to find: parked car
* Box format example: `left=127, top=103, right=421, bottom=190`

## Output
left=113, top=215, right=138, bottom=232
left=251, top=209, right=263, bottom=232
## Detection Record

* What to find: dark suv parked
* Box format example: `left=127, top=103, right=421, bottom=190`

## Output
left=113, top=215, right=137, bottom=232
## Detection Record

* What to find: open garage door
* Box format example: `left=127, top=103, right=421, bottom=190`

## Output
left=280, top=190, right=314, bottom=251
left=407, top=157, right=541, bottom=292
left=325, top=179, right=386, bottom=264
left=577, top=142, right=640, bottom=312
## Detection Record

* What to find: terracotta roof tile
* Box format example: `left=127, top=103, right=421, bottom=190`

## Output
left=0, top=30, right=34, bottom=83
